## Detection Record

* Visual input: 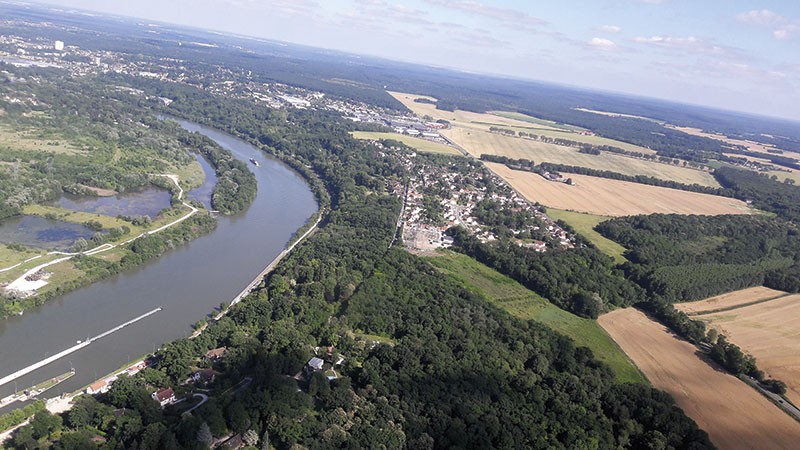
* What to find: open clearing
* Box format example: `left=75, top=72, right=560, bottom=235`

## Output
left=599, top=308, right=800, bottom=450
left=429, top=251, right=645, bottom=383
left=696, top=293, right=800, bottom=405
left=545, top=208, right=627, bottom=263
left=674, top=286, right=788, bottom=315
left=351, top=131, right=461, bottom=155
left=388, top=91, right=659, bottom=157
left=449, top=127, right=718, bottom=187
left=487, top=163, right=752, bottom=216
left=0, top=125, right=83, bottom=155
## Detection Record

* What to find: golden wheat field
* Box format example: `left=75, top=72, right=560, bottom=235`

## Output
left=697, top=293, right=800, bottom=405
left=674, top=286, right=787, bottom=315
left=388, top=91, right=660, bottom=154
left=599, top=308, right=800, bottom=450
left=448, top=127, right=719, bottom=186
left=486, top=163, right=751, bottom=216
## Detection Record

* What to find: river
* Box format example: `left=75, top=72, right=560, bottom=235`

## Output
left=0, top=120, right=317, bottom=411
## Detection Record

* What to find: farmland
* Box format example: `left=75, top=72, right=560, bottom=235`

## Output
left=350, top=131, right=461, bottom=155
left=674, top=286, right=788, bottom=315
left=486, top=163, right=752, bottom=216
left=694, top=293, right=800, bottom=405
left=447, top=127, right=719, bottom=186
left=599, top=308, right=800, bottom=450
left=389, top=91, right=660, bottom=156
left=428, top=251, right=645, bottom=383
left=545, top=208, right=627, bottom=263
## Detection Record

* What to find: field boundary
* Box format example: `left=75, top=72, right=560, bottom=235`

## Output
left=688, top=292, right=792, bottom=316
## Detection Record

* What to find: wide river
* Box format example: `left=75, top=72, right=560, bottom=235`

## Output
left=0, top=120, right=317, bottom=411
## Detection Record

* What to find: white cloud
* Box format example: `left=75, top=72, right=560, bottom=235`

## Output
left=597, top=25, right=622, bottom=33
left=589, top=37, right=616, bottom=49
left=423, top=0, right=547, bottom=30
left=736, top=9, right=799, bottom=40
left=736, top=9, right=786, bottom=27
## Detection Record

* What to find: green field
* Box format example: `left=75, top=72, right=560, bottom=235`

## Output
left=351, top=131, right=462, bottom=155
left=490, top=111, right=584, bottom=132
left=546, top=208, right=628, bottom=263
left=428, top=251, right=646, bottom=383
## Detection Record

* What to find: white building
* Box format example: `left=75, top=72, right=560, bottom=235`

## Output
left=54, top=40, right=64, bottom=51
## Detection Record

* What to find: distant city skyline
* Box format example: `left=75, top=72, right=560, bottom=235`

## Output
left=18, top=0, right=800, bottom=121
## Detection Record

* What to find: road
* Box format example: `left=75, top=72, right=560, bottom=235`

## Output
left=743, top=376, right=800, bottom=421
left=3, top=174, right=198, bottom=294
left=182, top=393, right=208, bottom=416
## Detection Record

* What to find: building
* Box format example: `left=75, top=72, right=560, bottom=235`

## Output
left=191, top=368, right=215, bottom=385
left=151, top=388, right=176, bottom=407
left=54, top=40, right=64, bottom=51
left=205, top=347, right=226, bottom=361
left=304, top=357, right=325, bottom=378
left=86, top=380, right=109, bottom=395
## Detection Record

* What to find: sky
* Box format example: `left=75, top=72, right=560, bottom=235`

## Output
left=22, top=0, right=800, bottom=120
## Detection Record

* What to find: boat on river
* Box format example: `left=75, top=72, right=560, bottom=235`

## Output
left=249, top=158, right=260, bottom=167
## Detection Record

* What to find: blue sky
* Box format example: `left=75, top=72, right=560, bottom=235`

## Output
left=26, top=0, right=800, bottom=120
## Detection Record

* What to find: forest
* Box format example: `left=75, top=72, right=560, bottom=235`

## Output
left=595, top=214, right=800, bottom=303
left=3, top=74, right=714, bottom=449
left=447, top=227, right=644, bottom=319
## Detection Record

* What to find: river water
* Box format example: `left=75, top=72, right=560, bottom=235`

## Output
left=0, top=120, right=317, bottom=410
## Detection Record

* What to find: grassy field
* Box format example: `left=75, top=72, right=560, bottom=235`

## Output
left=674, top=286, right=788, bottom=315
left=0, top=244, right=44, bottom=267
left=488, top=163, right=752, bottom=216
left=448, top=127, right=718, bottom=186
left=545, top=208, right=627, bottom=263
left=428, top=251, right=645, bottom=383
left=599, top=308, right=800, bottom=449
left=350, top=131, right=461, bottom=155
left=23, top=204, right=140, bottom=230
left=693, top=293, right=800, bottom=405
left=489, top=111, right=584, bottom=132
left=0, top=125, right=84, bottom=155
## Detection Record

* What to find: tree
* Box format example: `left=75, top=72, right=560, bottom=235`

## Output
left=196, top=422, right=213, bottom=449
left=30, top=410, right=63, bottom=440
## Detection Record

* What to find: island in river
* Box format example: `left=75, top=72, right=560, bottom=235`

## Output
left=0, top=118, right=317, bottom=414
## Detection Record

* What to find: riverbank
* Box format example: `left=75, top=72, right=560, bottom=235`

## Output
left=0, top=175, right=203, bottom=318
left=0, top=117, right=316, bottom=421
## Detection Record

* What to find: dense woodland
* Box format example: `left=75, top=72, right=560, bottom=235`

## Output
left=4, top=74, right=714, bottom=449
left=596, top=214, right=800, bottom=303
left=447, top=227, right=644, bottom=319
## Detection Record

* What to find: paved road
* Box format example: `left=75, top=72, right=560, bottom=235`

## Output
left=183, top=393, right=208, bottom=416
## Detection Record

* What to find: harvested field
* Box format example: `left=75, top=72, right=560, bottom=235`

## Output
left=388, top=91, right=657, bottom=155
left=675, top=286, right=787, bottom=315
left=351, top=131, right=461, bottom=155
left=388, top=92, right=553, bottom=131
left=698, top=294, right=800, bottom=405
left=671, top=125, right=789, bottom=157
left=487, top=163, right=752, bottom=216
left=450, top=127, right=718, bottom=186
left=600, top=308, right=800, bottom=450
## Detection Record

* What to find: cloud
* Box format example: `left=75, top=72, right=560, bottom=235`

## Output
left=597, top=25, right=622, bottom=34
left=736, top=9, right=799, bottom=40
left=736, top=9, right=786, bottom=27
left=589, top=37, right=616, bottom=49
left=632, top=35, right=736, bottom=56
left=423, top=0, right=547, bottom=30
